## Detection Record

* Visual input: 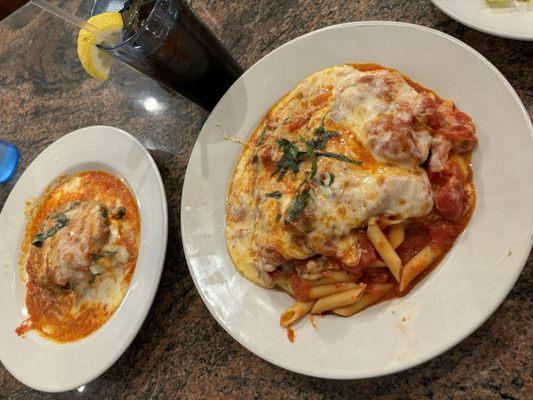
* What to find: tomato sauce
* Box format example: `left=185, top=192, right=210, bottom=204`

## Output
left=289, top=272, right=311, bottom=302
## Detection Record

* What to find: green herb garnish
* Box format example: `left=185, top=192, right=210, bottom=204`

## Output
left=274, top=213, right=281, bottom=222
left=314, top=111, right=330, bottom=136
left=266, top=190, right=282, bottom=199
left=257, top=126, right=268, bottom=146
left=301, top=136, right=317, bottom=179
left=309, top=111, right=340, bottom=150
left=32, top=213, right=69, bottom=247
left=315, top=151, right=361, bottom=165
left=285, top=188, right=311, bottom=223
left=328, top=172, right=335, bottom=186
left=271, top=139, right=300, bottom=181
left=310, top=131, right=340, bottom=150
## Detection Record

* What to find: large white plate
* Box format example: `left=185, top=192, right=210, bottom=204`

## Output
left=431, top=0, right=533, bottom=40
left=0, top=126, right=168, bottom=392
left=181, top=22, right=533, bottom=379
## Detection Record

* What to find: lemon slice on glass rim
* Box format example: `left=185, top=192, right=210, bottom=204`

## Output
left=77, top=12, right=123, bottom=81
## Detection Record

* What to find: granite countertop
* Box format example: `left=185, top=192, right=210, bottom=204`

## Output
left=0, top=1, right=531, bottom=398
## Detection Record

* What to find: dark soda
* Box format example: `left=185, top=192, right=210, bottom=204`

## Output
left=111, top=0, right=243, bottom=111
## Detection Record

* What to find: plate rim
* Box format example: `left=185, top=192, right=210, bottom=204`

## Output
left=0, top=125, right=168, bottom=392
left=430, top=0, right=533, bottom=41
left=181, top=21, right=533, bottom=379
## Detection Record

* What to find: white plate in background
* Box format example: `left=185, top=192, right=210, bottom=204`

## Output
left=0, top=126, right=168, bottom=392
left=431, top=0, right=533, bottom=40
left=181, top=22, right=533, bottom=379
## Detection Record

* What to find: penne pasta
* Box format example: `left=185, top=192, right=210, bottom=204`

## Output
left=272, top=272, right=291, bottom=286
left=399, top=245, right=440, bottom=292
left=379, top=215, right=405, bottom=226
left=451, top=153, right=469, bottom=180
left=276, top=281, right=295, bottom=296
left=367, top=259, right=387, bottom=268
left=311, top=285, right=366, bottom=314
left=304, top=270, right=357, bottom=286
left=333, top=283, right=393, bottom=317
left=280, top=301, right=315, bottom=327
left=308, top=282, right=358, bottom=299
left=367, top=218, right=402, bottom=282
left=387, top=223, right=405, bottom=249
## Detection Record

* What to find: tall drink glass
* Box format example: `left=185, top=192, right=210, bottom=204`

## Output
left=93, top=0, right=243, bottom=111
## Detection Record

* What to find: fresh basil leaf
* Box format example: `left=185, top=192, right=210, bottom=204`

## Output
left=285, top=188, right=311, bottom=223
left=272, top=139, right=300, bottom=181
left=32, top=213, right=69, bottom=247
left=257, top=126, right=268, bottom=146
left=328, top=172, right=335, bottom=186
left=301, top=136, right=317, bottom=180
left=315, top=151, right=361, bottom=165
left=266, top=190, right=282, bottom=199
left=310, top=130, right=339, bottom=150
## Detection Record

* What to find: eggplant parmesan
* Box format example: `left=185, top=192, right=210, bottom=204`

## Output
left=225, top=64, right=476, bottom=329
left=16, top=170, right=140, bottom=342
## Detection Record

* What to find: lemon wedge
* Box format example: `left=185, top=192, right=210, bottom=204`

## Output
left=77, top=12, right=123, bottom=81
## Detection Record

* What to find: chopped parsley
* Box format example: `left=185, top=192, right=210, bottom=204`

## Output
left=274, top=213, right=282, bottom=222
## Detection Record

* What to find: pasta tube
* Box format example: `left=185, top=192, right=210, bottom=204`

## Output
left=367, top=218, right=402, bottom=282
left=399, top=245, right=440, bottom=292
left=367, top=260, right=387, bottom=268
left=307, top=282, right=358, bottom=299
left=303, top=270, right=358, bottom=286
left=311, top=285, right=366, bottom=314
left=387, top=223, right=405, bottom=249
left=280, top=301, right=315, bottom=327
left=333, top=283, right=393, bottom=317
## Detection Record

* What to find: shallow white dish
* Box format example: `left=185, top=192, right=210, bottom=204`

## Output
left=181, top=21, right=533, bottom=379
left=0, top=126, right=168, bottom=392
left=431, top=0, right=533, bottom=40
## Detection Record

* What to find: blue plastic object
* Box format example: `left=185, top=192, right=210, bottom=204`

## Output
left=0, top=140, right=19, bottom=183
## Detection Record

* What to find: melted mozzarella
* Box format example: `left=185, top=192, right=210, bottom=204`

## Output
left=226, top=65, right=437, bottom=287
left=331, top=70, right=432, bottom=167
left=287, top=163, right=433, bottom=256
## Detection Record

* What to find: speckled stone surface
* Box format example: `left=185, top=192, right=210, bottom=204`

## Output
left=0, top=1, right=531, bottom=398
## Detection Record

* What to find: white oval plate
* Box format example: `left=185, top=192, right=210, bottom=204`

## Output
left=431, top=0, right=533, bottom=40
left=0, top=126, right=168, bottom=392
left=181, top=22, right=533, bottom=379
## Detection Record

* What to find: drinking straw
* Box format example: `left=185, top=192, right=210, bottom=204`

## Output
left=30, top=0, right=117, bottom=43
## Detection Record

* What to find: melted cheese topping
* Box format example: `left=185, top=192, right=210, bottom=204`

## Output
left=17, top=171, right=140, bottom=342
left=226, top=64, right=441, bottom=287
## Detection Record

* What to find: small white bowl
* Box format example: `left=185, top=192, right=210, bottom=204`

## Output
left=0, top=126, right=168, bottom=392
